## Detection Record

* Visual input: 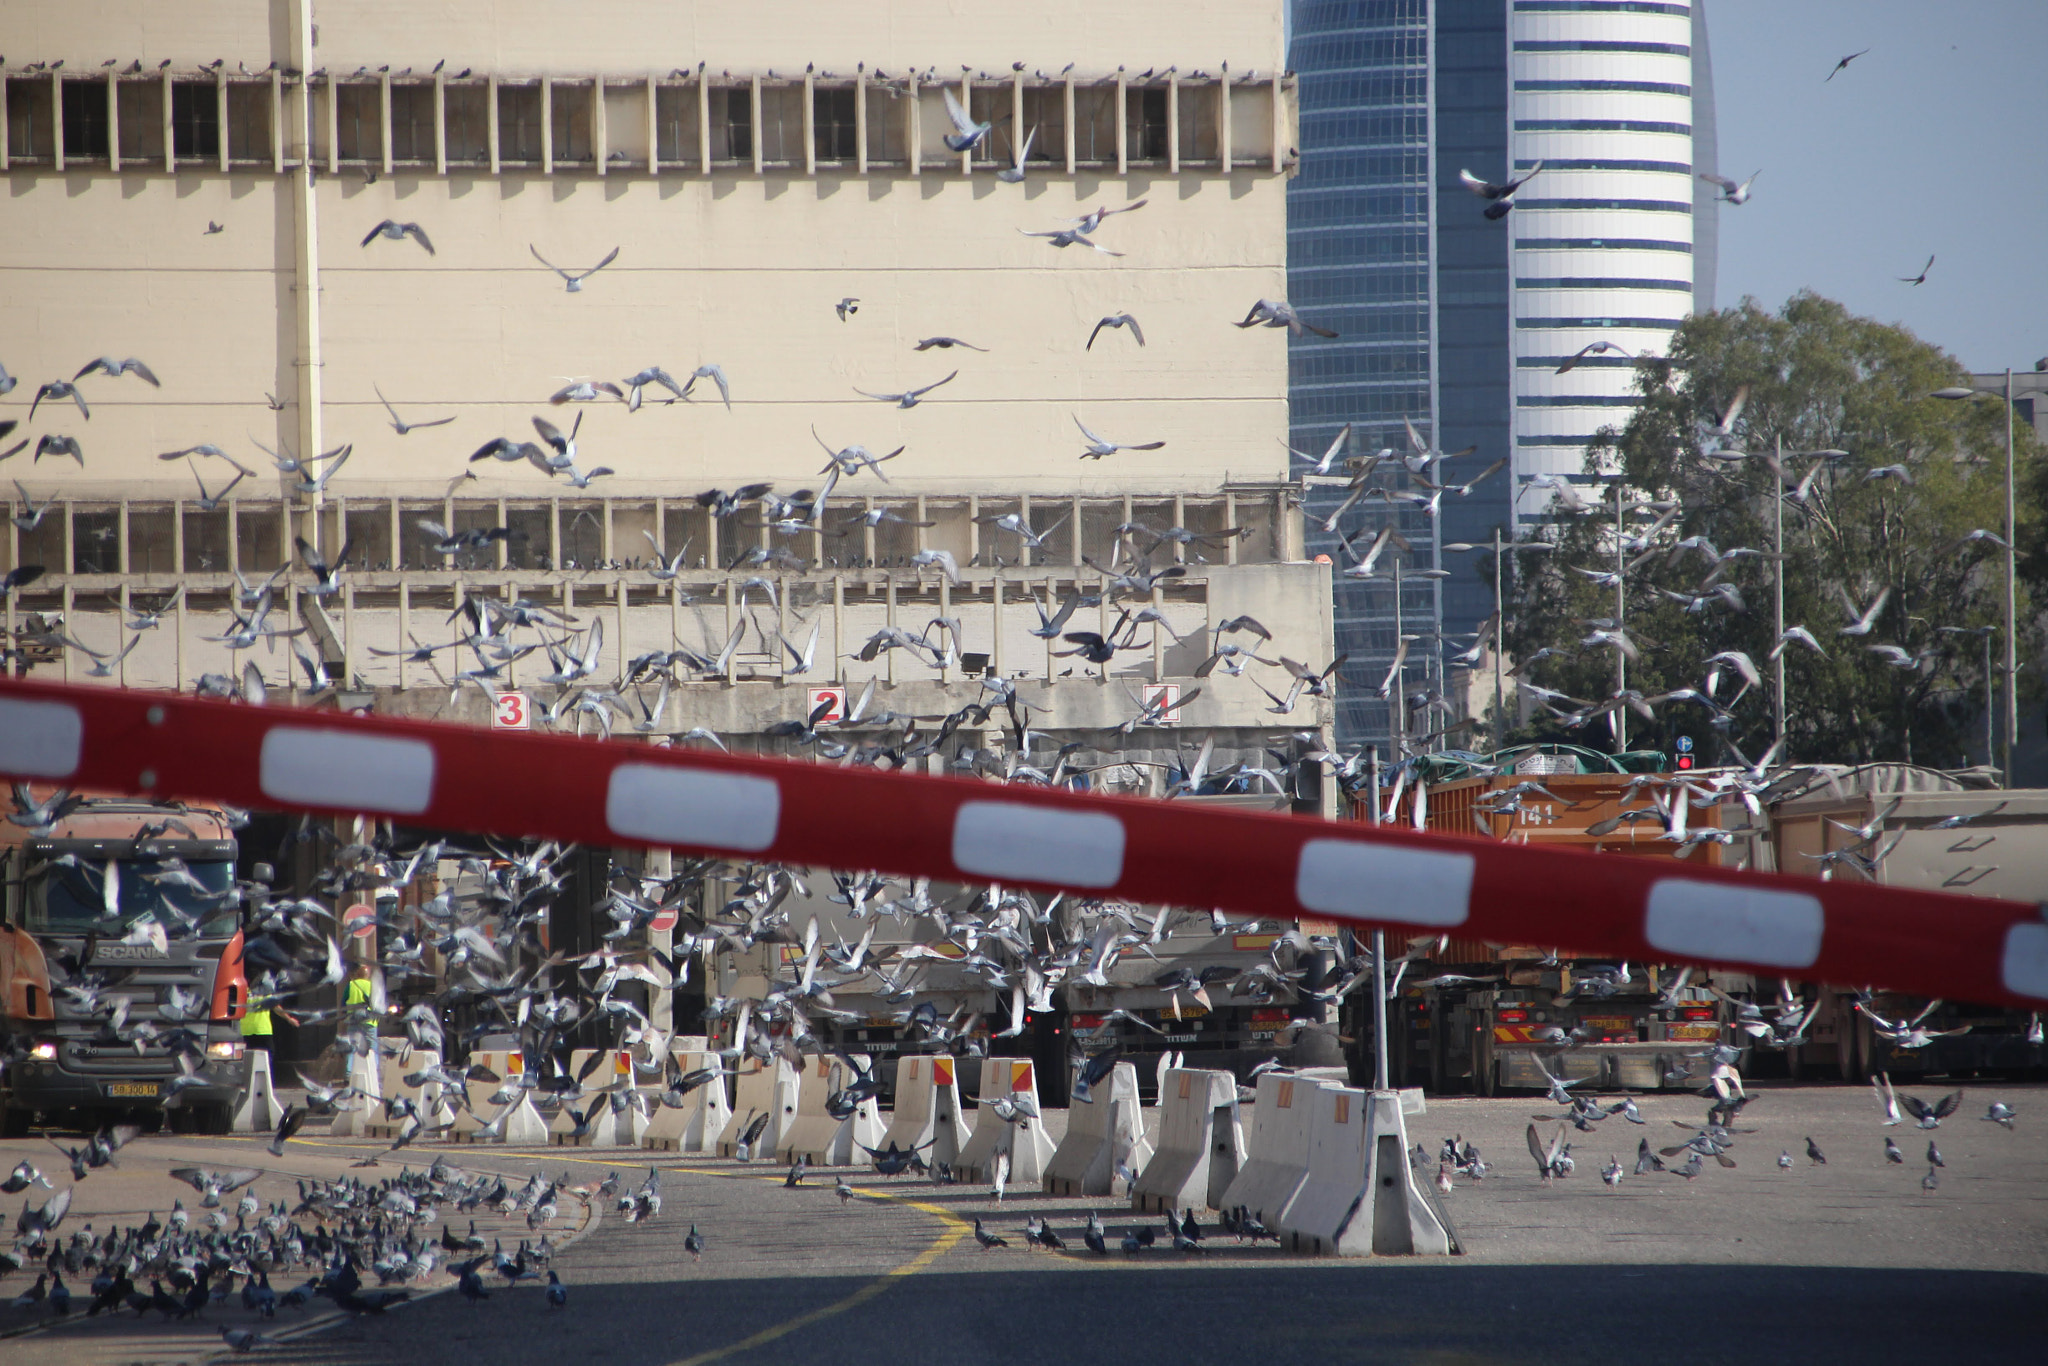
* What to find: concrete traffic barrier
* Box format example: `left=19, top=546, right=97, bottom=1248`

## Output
left=325, top=1048, right=384, bottom=1138
left=1275, top=1083, right=1367, bottom=1252
left=365, top=1047, right=445, bottom=1139
left=229, top=1048, right=284, bottom=1134
left=1130, top=1068, right=1244, bottom=1213
left=1356, top=1089, right=1455, bottom=1256
left=451, top=1049, right=548, bottom=1145
left=956, top=1058, right=1055, bottom=1186
left=777, top=1054, right=884, bottom=1166
left=643, top=1047, right=731, bottom=1153
left=717, top=1056, right=800, bottom=1158
left=550, top=1050, right=641, bottom=1147
left=1219, top=1072, right=1321, bottom=1226
left=881, top=1054, right=971, bottom=1168
left=1044, top=1060, right=1153, bottom=1197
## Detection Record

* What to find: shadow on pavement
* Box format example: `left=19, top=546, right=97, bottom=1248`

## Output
left=269, top=1262, right=2048, bottom=1366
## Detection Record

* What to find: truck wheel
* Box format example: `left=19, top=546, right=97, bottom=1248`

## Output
left=197, top=1103, right=233, bottom=1136
left=0, top=1105, right=29, bottom=1138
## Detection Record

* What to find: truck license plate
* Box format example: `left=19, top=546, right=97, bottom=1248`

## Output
left=109, top=1082, right=158, bottom=1097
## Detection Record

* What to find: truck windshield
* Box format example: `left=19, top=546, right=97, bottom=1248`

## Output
left=23, top=859, right=240, bottom=939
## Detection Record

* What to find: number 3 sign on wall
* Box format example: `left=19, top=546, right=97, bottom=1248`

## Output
left=493, top=692, right=531, bottom=729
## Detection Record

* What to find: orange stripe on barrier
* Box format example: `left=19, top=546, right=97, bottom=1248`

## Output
left=0, top=677, right=2043, bottom=1008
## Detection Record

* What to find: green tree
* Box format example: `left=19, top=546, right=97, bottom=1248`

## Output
left=1504, top=291, right=2042, bottom=770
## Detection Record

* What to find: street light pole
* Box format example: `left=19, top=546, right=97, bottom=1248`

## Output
left=1493, top=527, right=1506, bottom=745
left=1774, top=434, right=1786, bottom=755
left=1391, top=558, right=1406, bottom=758
left=2004, top=366, right=2018, bottom=786
left=1614, top=481, right=1627, bottom=753
left=1932, top=373, right=2021, bottom=786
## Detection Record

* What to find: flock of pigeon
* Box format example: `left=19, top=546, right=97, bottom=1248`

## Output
left=2, top=1144, right=583, bottom=1348
left=1498, top=1069, right=2021, bottom=1197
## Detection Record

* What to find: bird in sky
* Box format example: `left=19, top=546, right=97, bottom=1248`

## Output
left=1826, top=49, right=1870, bottom=81
left=1458, top=160, right=1542, bottom=218
left=1698, top=170, right=1759, bottom=205
left=1898, top=254, right=1934, bottom=286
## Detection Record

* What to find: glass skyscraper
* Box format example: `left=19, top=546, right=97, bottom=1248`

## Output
left=1288, top=0, right=1714, bottom=749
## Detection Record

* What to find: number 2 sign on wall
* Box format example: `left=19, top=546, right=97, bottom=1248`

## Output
left=493, top=691, right=531, bottom=730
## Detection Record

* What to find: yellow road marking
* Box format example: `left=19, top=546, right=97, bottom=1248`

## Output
left=231, top=1137, right=971, bottom=1363
left=669, top=1184, right=969, bottom=1366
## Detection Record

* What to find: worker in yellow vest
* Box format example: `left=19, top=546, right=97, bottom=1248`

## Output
left=345, top=962, right=380, bottom=1037
left=238, top=987, right=299, bottom=1060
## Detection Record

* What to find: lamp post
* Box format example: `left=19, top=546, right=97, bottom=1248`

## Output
left=1931, top=370, right=2018, bottom=785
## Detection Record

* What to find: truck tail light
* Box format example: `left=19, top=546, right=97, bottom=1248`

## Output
left=30, top=1039, right=59, bottom=1062
left=1498, top=1009, right=1528, bottom=1023
left=1682, top=1007, right=1715, bottom=1021
left=210, top=930, right=248, bottom=1021
left=206, top=1041, right=246, bottom=1061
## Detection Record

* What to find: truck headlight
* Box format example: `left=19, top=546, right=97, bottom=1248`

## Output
left=30, top=1040, right=60, bottom=1061
left=206, top=1041, right=247, bottom=1061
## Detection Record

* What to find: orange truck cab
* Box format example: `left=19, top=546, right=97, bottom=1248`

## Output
left=1, top=786, right=249, bottom=1134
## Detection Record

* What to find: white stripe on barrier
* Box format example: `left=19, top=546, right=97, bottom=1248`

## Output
left=605, top=763, right=781, bottom=851
left=952, top=801, right=1125, bottom=886
left=0, top=697, right=82, bottom=778
left=1643, top=879, right=1824, bottom=969
left=2002, top=923, right=2048, bottom=998
left=259, top=726, right=436, bottom=815
left=1294, top=839, right=1474, bottom=926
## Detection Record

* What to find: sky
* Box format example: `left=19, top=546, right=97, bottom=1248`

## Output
left=1702, top=0, right=2048, bottom=372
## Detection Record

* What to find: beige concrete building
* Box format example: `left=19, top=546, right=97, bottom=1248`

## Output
left=0, top=1, right=1332, bottom=794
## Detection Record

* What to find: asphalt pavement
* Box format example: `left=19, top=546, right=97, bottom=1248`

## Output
left=4, top=1081, right=2044, bottom=1366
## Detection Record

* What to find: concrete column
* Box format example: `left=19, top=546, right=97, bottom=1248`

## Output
left=541, top=78, right=553, bottom=173
left=1115, top=73, right=1127, bottom=175
left=855, top=70, right=868, bottom=175
left=802, top=72, right=816, bottom=176
left=217, top=71, right=230, bottom=172
left=907, top=73, right=920, bottom=176
left=696, top=74, right=711, bottom=172
left=1167, top=73, right=1179, bottom=173
left=1219, top=73, right=1232, bottom=172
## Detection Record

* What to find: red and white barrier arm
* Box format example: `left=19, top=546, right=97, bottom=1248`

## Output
left=1, top=676, right=2043, bottom=1008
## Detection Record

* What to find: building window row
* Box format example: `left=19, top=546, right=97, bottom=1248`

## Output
left=5, top=71, right=271, bottom=167
left=1516, top=395, right=1648, bottom=407
left=1514, top=197, right=1692, bottom=213
left=2, top=489, right=1296, bottom=586
left=1516, top=276, right=1692, bottom=290
left=1515, top=1, right=1690, bottom=12
left=1513, top=79, right=1691, bottom=95
left=0, top=69, right=1290, bottom=176
left=1516, top=236, right=1692, bottom=252
left=1511, top=158, right=1690, bottom=175
left=1512, top=41, right=1692, bottom=57
left=1513, top=119, right=1691, bottom=135
left=1516, top=315, right=1682, bottom=329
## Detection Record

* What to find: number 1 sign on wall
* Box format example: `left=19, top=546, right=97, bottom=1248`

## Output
left=493, top=692, right=531, bottom=730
